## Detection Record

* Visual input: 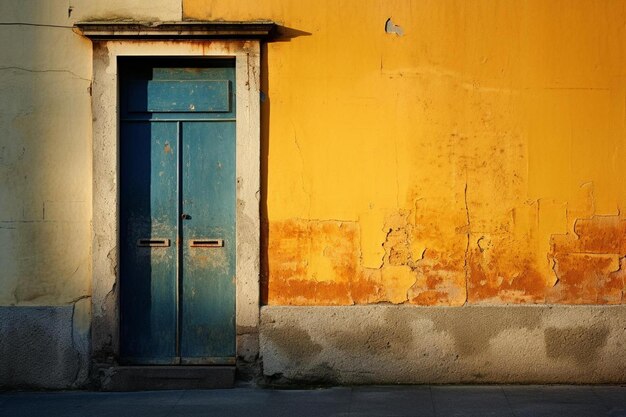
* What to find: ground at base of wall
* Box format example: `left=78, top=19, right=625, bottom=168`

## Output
left=1, top=385, right=626, bottom=417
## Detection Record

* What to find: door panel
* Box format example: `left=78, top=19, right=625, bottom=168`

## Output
left=119, top=60, right=236, bottom=365
left=181, top=121, right=236, bottom=360
left=120, top=121, right=179, bottom=363
left=128, top=80, right=231, bottom=113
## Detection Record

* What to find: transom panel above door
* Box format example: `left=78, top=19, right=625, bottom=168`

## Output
left=119, top=59, right=236, bottom=365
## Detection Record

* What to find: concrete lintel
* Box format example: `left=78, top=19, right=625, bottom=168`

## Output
left=75, top=21, right=277, bottom=40
left=260, top=305, right=626, bottom=384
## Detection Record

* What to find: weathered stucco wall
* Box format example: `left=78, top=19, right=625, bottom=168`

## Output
left=186, top=0, right=626, bottom=306
left=0, top=2, right=91, bottom=307
left=0, top=0, right=182, bottom=388
left=2, top=0, right=626, bottom=388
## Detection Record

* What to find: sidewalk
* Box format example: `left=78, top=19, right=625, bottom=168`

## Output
left=1, top=385, right=625, bottom=416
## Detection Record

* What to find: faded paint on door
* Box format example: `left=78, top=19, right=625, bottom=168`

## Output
left=119, top=59, right=236, bottom=364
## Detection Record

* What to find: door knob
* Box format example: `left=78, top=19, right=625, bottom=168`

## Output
left=181, top=213, right=192, bottom=220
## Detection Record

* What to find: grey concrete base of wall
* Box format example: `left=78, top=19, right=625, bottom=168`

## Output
left=260, top=305, right=626, bottom=384
left=0, top=302, right=90, bottom=389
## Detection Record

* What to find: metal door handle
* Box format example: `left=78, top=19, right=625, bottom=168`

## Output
left=181, top=213, right=192, bottom=220
left=190, top=239, right=224, bottom=248
left=137, top=238, right=171, bottom=247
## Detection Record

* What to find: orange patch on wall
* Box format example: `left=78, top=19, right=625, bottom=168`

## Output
left=548, top=216, right=626, bottom=304
left=267, top=218, right=467, bottom=306
left=407, top=249, right=467, bottom=306
left=548, top=254, right=621, bottom=304
left=267, top=216, right=626, bottom=306
left=268, top=219, right=382, bottom=305
left=552, top=217, right=626, bottom=254
left=467, top=244, right=549, bottom=304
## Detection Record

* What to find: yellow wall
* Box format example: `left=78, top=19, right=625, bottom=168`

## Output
left=186, top=0, right=626, bottom=305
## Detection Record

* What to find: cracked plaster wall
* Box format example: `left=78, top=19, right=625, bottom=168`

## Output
left=0, top=0, right=182, bottom=388
left=186, top=0, right=626, bottom=307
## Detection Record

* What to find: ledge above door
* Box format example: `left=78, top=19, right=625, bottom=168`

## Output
left=74, top=21, right=277, bottom=40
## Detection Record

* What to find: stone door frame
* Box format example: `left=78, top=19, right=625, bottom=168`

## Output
left=78, top=26, right=270, bottom=371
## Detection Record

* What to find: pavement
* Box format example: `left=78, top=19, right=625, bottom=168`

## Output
left=0, top=385, right=625, bottom=417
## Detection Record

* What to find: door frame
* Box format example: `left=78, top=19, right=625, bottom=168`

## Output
left=86, top=38, right=263, bottom=369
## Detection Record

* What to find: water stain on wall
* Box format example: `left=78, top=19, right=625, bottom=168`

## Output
left=263, top=324, right=322, bottom=362
left=327, top=309, right=413, bottom=358
left=544, top=326, right=609, bottom=366
left=424, top=307, right=543, bottom=356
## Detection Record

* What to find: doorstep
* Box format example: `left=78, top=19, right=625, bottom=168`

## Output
left=101, top=366, right=236, bottom=391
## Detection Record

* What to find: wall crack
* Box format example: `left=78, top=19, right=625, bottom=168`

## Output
left=0, top=66, right=91, bottom=82
left=463, top=180, right=470, bottom=305
left=291, top=124, right=311, bottom=217
left=69, top=295, right=90, bottom=387
left=0, top=22, right=74, bottom=29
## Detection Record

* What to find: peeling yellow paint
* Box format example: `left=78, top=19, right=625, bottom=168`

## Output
left=380, top=266, right=414, bottom=304
left=358, top=208, right=387, bottom=269
left=2, top=0, right=623, bottom=308
left=185, top=0, right=626, bottom=306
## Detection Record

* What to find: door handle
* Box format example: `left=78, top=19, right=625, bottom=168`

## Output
left=137, top=238, right=171, bottom=247
left=181, top=213, right=192, bottom=220
left=190, top=239, right=224, bottom=248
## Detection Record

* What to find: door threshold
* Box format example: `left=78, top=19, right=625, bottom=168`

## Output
left=102, top=365, right=235, bottom=391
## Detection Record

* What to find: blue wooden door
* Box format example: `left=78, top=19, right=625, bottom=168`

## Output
left=119, top=60, right=236, bottom=365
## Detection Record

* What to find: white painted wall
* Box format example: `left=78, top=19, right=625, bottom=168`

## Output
left=0, top=0, right=181, bottom=306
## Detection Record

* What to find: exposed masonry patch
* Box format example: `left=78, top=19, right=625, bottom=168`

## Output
left=385, top=18, right=404, bottom=36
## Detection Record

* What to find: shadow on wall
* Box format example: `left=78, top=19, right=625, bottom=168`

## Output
left=260, top=25, right=311, bottom=305
left=1, top=15, right=92, bottom=306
